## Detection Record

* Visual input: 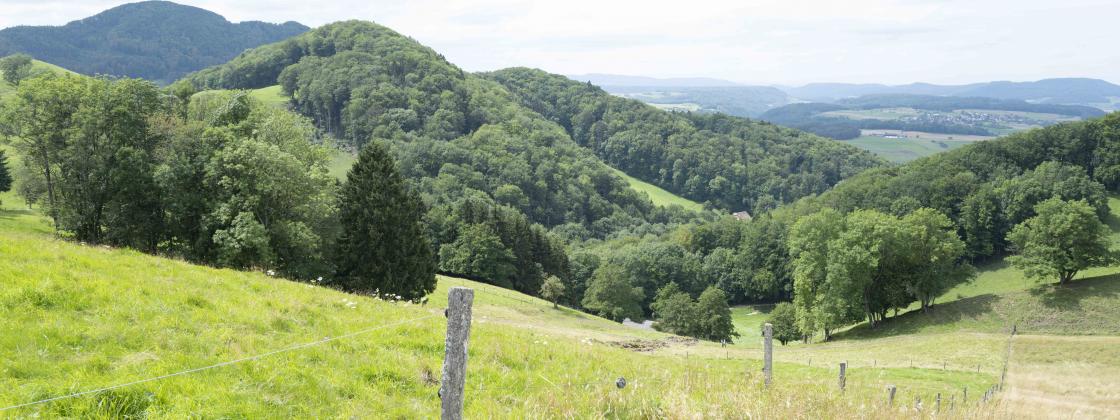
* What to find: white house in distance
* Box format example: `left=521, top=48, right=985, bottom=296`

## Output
left=733, top=211, right=752, bottom=221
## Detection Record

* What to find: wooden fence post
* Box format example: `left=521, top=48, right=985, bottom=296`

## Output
left=763, top=323, right=773, bottom=386
left=441, top=287, right=474, bottom=420
left=887, top=385, right=897, bottom=406
left=963, top=387, right=967, bottom=404
left=936, top=392, right=941, bottom=413
left=838, top=362, right=847, bottom=391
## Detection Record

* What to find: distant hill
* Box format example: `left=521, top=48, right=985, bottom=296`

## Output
left=782, top=78, right=1120, bottom=108
left=567, top=74, right=790, bottom=118
left=759, top=94, right=1103, bottom=156
left=604, top=85, right=790, bottom=118
left=567, top=73, right=741, bottom=87
left=0, top=1, right=308, bottom=84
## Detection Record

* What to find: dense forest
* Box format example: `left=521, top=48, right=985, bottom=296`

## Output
left=485, top=68, right=883, bottom=212
left=0, top=1, right=307, bottom=84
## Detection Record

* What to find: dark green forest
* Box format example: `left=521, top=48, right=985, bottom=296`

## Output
left=485, top=68, right=883, bottom=212
left=0, top=2, right=307, bottom=84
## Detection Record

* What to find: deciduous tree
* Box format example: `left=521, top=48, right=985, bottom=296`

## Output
left=1007, top=198, right=1114, bottom=286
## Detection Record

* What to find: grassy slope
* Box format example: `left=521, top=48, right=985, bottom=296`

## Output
left=0, top=59, right=75, bottom=101
left=609, top=167, right=705, bottom=212
left=0, top=195, right=998, bottom=417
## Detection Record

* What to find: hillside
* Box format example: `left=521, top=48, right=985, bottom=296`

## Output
left=0, top=193, right=1002, bottom=417
left=485, top=67, right=883, bottom=212
left=0, top=59, right=73, bottom=99
left=0, top=1, right=308, bottom=84
left=179, top=20, right=680, bottom=256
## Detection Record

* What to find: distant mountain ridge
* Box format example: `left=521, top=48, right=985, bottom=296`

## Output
left=0, top=1, right=308, bottom=84
left=567, top=73, right=742, bottom=87
left=783, top=78, right=1120, bottom=106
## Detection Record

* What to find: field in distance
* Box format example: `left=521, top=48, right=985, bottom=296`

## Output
left=846, top=129, right=989, bottom=163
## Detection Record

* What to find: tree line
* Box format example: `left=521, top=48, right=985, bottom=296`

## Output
left=0, top=73, right=436, bottom=300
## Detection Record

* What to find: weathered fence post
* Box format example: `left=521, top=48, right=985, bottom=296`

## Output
left=936, top=392, right=941, bottom=412
left=838, top=362, right=847, bottom=391
left=763, top=323, right=773, bottom=386
left=887, top=385, right=897, bottom=406
left=963, top=387, right=968, bottom=404
left=441, top=287, right=474, bottom=420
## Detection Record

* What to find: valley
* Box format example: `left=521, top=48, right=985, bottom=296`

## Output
left=1, top=2, right=1119, bottom=418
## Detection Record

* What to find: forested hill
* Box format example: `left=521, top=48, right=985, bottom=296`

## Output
left=177, top=20, right=716, bottom=294
left=485, top=68, right=884, bottom=212
left=0, top=1, right=308, bottom=84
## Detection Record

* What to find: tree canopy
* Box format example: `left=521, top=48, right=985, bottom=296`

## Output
left=1007, top=198, right=1114, bottom=285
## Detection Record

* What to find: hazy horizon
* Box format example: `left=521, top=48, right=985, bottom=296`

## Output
left=3, top=0, right=1118, bottom=86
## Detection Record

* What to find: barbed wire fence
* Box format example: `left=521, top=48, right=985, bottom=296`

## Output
left=0, top=282, right=1011, bottom=417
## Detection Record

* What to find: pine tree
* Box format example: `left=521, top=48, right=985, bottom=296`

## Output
left=334, top=141, right=436, bottom=300
left=0, top=150, right=11, bottom=196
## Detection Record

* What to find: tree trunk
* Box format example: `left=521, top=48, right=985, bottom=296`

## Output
left=1059, top=271, right=1076, bottom=286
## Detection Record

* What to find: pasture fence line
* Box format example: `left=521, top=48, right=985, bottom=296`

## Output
left=2, top=282, right=1009, bottom=417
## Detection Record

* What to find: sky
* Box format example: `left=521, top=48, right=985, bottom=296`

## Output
left=1, top=0, right=1118, bottom=86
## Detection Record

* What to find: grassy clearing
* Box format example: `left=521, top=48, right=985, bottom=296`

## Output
left=730, top=304, right=772, bottom=339
left=247, top=85, right=289, bottom=107
left=0, top=197, right=997, bottom=417
left=327, top=149, right=357, bottom=181
left=843, top=135, right=978, bottom=163
left=609, top=167, right=705, bottom=212
left=193, top=85, right=290, bottom=109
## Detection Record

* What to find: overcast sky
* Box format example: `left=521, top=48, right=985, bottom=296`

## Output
left=2, top=0, right=1117, bottom=86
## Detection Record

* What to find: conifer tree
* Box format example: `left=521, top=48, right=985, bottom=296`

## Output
left=334, top=141, right=436, bottom=300
left=0, top=150, right=11, bottom=196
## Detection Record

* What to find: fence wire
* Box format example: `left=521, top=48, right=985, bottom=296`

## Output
left=0, top=313, right=440, bottom=412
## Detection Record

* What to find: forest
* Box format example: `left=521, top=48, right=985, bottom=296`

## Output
left=0, top=2, right=307, bottom=84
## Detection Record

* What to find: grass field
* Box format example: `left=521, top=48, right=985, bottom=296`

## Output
left=247, top=85, right=289, bottom=107
left=609, top=168, right=705, bottom=212
left=844, top=135, right=980, bottom=163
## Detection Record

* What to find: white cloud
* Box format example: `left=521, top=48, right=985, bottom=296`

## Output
left=1, top=0, right=1117, bottom=85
